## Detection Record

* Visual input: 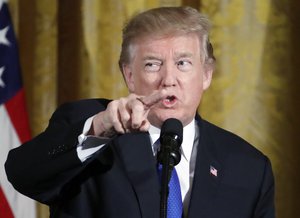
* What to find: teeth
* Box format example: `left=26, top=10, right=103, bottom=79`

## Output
left=165, top=96, right=175, bottom=102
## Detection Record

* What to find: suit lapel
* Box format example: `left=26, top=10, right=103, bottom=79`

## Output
left=188, top=119, right=224, bottom=218
left=114, top=132, right=160, bottom=218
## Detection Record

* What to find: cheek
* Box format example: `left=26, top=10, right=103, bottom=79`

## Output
left=184, top=72, right=203, bottom=91
left=188, top=86, right=203, bottom=103
left=183, top=77, right=203, bottom=105
left=133, top=74, right=160, bottom=94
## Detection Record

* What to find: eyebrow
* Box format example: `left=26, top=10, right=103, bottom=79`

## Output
left=142, top=52, right=193, bottom=60
left=143, top=54, right=161, bottom=60
left=142, top=55, right=163, bottom=61
left=174, top=52, right=193, bottom=59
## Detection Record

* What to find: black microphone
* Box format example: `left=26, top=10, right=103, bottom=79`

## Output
left=157, top=118, right=183, bottom=167
left=157, top=118, right=183, bottom=218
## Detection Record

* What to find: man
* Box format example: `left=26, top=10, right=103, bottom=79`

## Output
left=5, top=6, right=275, bottom=218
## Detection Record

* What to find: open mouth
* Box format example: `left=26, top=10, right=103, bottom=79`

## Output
left=162, top=95, right=177, bottom=106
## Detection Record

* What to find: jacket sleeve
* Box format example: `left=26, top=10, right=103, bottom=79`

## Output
left=4, top=99, right=111, bottom=204
left=253, top=156, right=275, bottom=218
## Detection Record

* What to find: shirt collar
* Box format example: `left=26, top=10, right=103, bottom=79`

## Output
left=148, top=119, right=196, bottom=162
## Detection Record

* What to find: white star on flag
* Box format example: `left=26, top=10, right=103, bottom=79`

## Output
left=0, top=26, right=10, bottom=46
left=0, top=66, right=5, bottom=88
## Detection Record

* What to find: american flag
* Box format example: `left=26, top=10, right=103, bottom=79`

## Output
left=210, top=165, right=218, bottom=177
left=0, top=0, right=36, bottom=217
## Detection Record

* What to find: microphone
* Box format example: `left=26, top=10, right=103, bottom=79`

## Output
left=157, top=118, right=183, bottom=167
left=157, top=118, right=183, bottom=218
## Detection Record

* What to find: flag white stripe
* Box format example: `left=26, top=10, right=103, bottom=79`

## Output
left=0, top=105, right=36, bottom=218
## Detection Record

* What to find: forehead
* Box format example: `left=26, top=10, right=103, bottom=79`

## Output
left=130, top=33, right=201, bottom=59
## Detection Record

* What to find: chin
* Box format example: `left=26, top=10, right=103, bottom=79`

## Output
left=148, top=111, right=184, bottom=128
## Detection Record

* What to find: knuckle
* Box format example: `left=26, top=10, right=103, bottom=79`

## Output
left=121, top=113, right=130, bottom=123
left=133, top=103, right=145, bottom=113
left=111, top=117, right=119, bottom=127
left=107, top=100, right=118, bottom=111
left=119, top=97, right=127, bottom=104
left=128, top=93, right=137, bottom=99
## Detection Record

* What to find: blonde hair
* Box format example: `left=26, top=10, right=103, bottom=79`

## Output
left=119, top=6, right=215, bottom=72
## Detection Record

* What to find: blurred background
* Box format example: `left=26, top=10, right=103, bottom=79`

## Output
left=5, top=0, right=300, bottom=217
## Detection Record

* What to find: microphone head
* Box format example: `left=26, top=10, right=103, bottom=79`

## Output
left=158, top=118, right=183, bottom=166
left=160, top=118, right=183, bottom=145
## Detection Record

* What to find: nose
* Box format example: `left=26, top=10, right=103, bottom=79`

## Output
left=161, top=64, right=177, bottom=88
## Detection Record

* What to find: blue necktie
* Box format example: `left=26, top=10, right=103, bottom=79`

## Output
left=158, top=164, right=183, bottom=218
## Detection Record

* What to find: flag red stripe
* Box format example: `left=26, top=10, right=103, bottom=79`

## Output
left=5, top=89, right=31, bottom=143
left=0, top=187, right=14, bottom=218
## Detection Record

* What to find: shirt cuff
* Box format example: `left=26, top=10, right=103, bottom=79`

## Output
left=77, top=139, right=105, bottom=162
left=77, top=115, right=102, bottom=162
left=78, top=115, right=95, bottom=145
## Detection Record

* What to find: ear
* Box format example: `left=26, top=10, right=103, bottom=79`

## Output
left=203, top=68, right=213, bottom=90
left=122, top=64, right=135, bottom=93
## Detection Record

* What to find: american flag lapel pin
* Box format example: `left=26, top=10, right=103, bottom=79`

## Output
left=210, top=165, right=218, bottom=177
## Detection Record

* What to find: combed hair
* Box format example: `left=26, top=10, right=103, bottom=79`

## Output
left=119, top=6, right=215, bottom=72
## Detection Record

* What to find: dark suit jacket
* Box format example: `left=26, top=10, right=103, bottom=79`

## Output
left=5, top=99, right=275, bottom=218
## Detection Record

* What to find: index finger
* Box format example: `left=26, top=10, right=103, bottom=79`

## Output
left=137, top=89, right=167, bottom=109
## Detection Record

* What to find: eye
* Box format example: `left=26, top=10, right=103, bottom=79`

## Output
left=176, top=60, right=192, bottom=71
left=144, top=61, right=162, bottom=72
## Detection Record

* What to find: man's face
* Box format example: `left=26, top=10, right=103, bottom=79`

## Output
left=123, top=33, right=213, bottom=127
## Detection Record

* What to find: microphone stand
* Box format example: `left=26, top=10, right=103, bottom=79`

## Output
left=157, top=118, right=183, bottom=218
left=159, top=151, right=174, bottom=218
